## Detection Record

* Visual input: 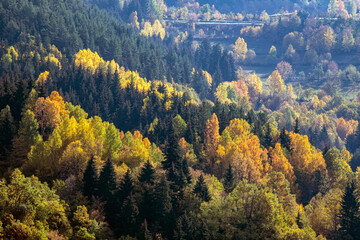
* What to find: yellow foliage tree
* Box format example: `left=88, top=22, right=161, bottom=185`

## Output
left=245, top=73, right=263, bottom=98
left=75, top=49, right=103, bottom=74
left=141, top=21, right=153, bottom=37
left=233, top=37, right=248, bottom=62
left=231, top=80, right=249, bottom=99
left=267, top=70, right=285, bottom=96
left=35, top=71, right=50, bottom=86
left=152, top=20, right=166, bottom=40
left=288, top=132, right=326, bottom=174
left=49, top=91, right=69, bottom=120
left=268, top=143, right=295, bottom=186
left=129, top=11, right=140, bottom=29
left=204, top=113, right=220, bottom=161
left=34, top=96, right=61, bottom=136
left=305, top=188, right=343, bottom=238
left=202, top=70, right=212, bottom=87
left=216, top=119, right=268, bottom=183
left=45, top=53, right=62, bottom=69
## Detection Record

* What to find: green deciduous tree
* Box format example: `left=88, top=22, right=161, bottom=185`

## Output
left=172, top=115, right=187, bottom=138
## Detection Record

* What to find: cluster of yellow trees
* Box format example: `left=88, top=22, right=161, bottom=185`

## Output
left=74, top=49, right=195, bottom=111
left=140, top=20, right=166, bottom=40
left=203, top=114, right=329, bottom=193
left=1, top=44, right=62, bottom=70
left=19, top=91, right=164, bottom=182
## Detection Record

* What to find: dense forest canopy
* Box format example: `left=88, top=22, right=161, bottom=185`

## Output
left=2, top=0, right=360, bottom=239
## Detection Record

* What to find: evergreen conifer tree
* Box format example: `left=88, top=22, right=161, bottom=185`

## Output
left=118, top=169, right=134, bottom=203
left=193, top=175, right=211, bottom=202
left=224, top=165, right=235, bottom=193
left=263, top=123, right=273, bottom=149
left=246, top=109, right=256, bottom=125
left=141, top=185, right=155, bottom=219
left=195, top=218, right=210, bottom=240
left=98, top=159, right=118, bottom=231
left=83, top=157, right=98, bottom=199
left=138, top=219, right=153, bottom=240
left=182, top=158, right=192, bottom=184
left=320, top=126, right=330, bottom=148
left=294, top=118, right=300, bottom=134
left=174, top=212, right=194, bottom=240
left=163, top=130, right=190, bottom=191
left=97, top=159, right=117, bottom=199
left=121, top=194, right=140, bottom=236
left=153, top=175, right=172, bottom=227
left=162, top=131, right=181, bottom=171
left=279, top=128, right=291, bottom=151
left=219, top=108, right=229, bottom=133
left=339, top=183, right=360, bottom=239
left=139, top=160, right=155, bottom=184
left=296, top=211, right=304, bottom=229
left=0, top=106, right=16, bottom=155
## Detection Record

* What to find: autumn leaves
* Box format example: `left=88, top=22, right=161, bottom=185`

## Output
left=201, top=112, right=329, bottom=202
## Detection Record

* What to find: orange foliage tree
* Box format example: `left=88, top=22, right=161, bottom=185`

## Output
left=204, top=113, right=220, bottom=166
left=268, top=143, right=295, bottom=186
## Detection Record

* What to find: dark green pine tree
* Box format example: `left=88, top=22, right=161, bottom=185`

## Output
left=97, top=160, right=117, bottom=200
left=138, top=219, right=153, bottom=240
left=118, top=169, right=134, bottom=203
left=83, top=157, right=98, bottom=199
left=246, top=109, right=256, bottom=125
left=153, top=175, right=172, bottom=228
left=224, top=165, right=235, bottom=193
left=140, top=184, right=155, bottom=223
left=319, top=126, right=330, bottom=149
left=309, top=127, right=319, bottom=147
left=0, top=106, right=16, bottom=155
left=182, top=158, right=192, bottom=185
left=194, top=218, right=210, bottom=240
left=193, top=175, right=211, bottom=202
left=219, top=107, right=229, bottom=133
left=279, top=127, right=291, bottom=151
left=263, top=123, right=273, bottom=149
left=296, top=211, right=304, bottom=229
left=323, top=143, right=330, bottom=156
left=162, top=130, right=181, bottom=171
left=138, top=162, right=156, bottom=224
left=121, top=194, right=140, bottom=236
left=294, top=118, right=300, bottom=134
left=253, top=118, right=263, bottom=140
left=163, top=130, right=189, bottom=191
left=174, top=212, right=195, bottom=240
left=338, top=183, right=360, bottom=239
left=98, top=160, right=118, bottom=230
left=185, top=121, right=196, bottom=145
left=139, top=160, right=155, bottom=184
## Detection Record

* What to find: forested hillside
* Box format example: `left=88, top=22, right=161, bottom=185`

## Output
left=2, top=0, right=360, bottom=239
left=0, top=0, right=194, bottom=83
